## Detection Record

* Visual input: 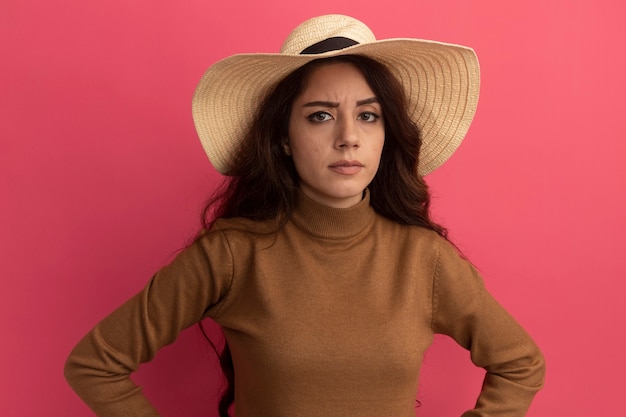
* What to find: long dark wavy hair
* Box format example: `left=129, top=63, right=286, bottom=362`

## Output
left=198, top=54, right=448, bottom=417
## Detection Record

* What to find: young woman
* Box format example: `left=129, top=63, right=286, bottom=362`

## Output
left=65, top=14, right=545, bottom=417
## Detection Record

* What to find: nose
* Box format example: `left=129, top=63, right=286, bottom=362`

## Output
left=334, top=118, right=360, bottom=149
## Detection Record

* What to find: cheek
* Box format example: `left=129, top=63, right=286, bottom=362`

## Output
left=372, top=135, right=385, bottom=161
left=287, top=123, right=311, bottom=153
left=291, top=146, right=321, bottom=176
left=289, top=131, right=325, bottom=162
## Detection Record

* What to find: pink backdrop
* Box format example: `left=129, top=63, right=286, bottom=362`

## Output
left=2, top=0, right=625, bottom=416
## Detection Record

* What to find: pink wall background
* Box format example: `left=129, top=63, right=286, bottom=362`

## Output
left=2, top=0, right=625, bottom=416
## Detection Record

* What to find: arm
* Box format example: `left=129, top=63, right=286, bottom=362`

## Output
left=64, top=228, right=234, bottom=417
left=431, top=239, right=546, bottom=416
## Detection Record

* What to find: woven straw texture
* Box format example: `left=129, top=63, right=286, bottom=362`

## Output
left=192, top=15, right=480, bottom=176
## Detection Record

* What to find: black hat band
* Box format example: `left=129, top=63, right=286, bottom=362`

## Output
left=300, top=37, right=359, bottom=55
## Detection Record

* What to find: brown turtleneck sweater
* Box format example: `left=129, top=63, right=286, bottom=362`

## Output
left=64, top=191, right=545, bottom=416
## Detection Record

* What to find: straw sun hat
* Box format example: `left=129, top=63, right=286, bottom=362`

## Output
left=192, top=14, right=480, bottom=176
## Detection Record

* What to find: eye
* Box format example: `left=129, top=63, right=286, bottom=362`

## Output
left=307, top=111, right=333, bottom=123
left=358, top=111, right=380, bottom=122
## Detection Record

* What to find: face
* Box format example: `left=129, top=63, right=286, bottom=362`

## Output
left=287, top=62, right=385, bottom=208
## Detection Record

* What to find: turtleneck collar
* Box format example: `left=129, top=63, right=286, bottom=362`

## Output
left=290, top=189, right=376, bottom=240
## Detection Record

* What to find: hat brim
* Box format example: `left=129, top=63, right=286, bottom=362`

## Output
left=192, top=38, right=479, bottom=176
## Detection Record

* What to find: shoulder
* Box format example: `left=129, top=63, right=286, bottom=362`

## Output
left=374, top=214, right=449, bottom=250
left=213, top=216, right=279, bottom=233
left=195, top=216, right=279, bottom=252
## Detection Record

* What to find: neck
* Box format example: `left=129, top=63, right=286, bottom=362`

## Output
left=290, top=189, right=375, bottom=239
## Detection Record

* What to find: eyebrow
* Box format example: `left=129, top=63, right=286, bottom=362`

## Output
left=302, top=97, right=379, bottom=107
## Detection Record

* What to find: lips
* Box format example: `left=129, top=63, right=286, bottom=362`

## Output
left=329, top=160, right=364, bottom=175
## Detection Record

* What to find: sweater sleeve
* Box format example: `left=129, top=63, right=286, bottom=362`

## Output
left=431, top=239, right=546, bottom=416
left=63, top=227, right=234, bottom=417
